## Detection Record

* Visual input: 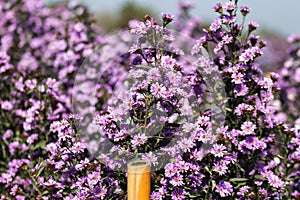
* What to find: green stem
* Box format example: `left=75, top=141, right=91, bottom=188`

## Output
left=143, top=95, right=149, bottom=134
left=26, top=170, right=43, bottom=196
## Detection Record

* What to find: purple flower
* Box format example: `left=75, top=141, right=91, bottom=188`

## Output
left=213, top=161, right=228, bottom=175
left=44, top=177, right=61, bottom=188
left=1, top=100, right=13, bottom=110
left=71, top=142, right=86, bottom=154
left=150, top=83, right=167, bottom=98
left=240, top=121, right=256, bottom=135
left=222, top=35, right=233, bottom=44
left=170, top=174, right=184, bottom=186
left=131, top=133, right=147, bottom=148
left=15, top=195, right=25, bottom=200
left=9, top=141, right=20, bottom=154
left=258, top=77, right=273, bottom=89
left=26, top=133, right=38, bottom=144
left=222, top=15, right=237, bottom=24
left=213, top=3, right=223, bottom=13
left=211, top=144, right=226, bottom=157
left=237, top=185, right=250, bottom=196
left=216, top=181, right=233, bottom=197
left=142, top=152, right=158, bottom=166
left=165, top=163, right=178, bottom=178
left=248, top=20, right=259, bottom=31
left=267, top=173, right=285, bottom=189
left=171, top=188, right=185, bottom=200
left=234, top=103, right=254, bottom=115
left=239, top=136, right=263, bottom=151
left=234, top=84, right=249, bottom=96
left=94, top=186, right=107, bottom=199
left=210, top=18, right=222, bottom=32
left=24, top=79, right=37, bottom=89
left=239, top=46, right=263, bottom=63
left=214, top=41, right=224, bottom=54
left=2, top=129, right=13, bottom=140
left=0, top=173, right=13, bottom=184
left=240, top=6, right=251, bottom=16
left=45, top=142, right=58, bottom=154
left=129, top=20, right=148, bottom=35
left=161, top=13, right=174, bottom=25
left=10, top=185, right=19, bottom=196
left=178, top=138, right=195, bottom=152
left=223, top=2, right=235, bottom=12
left=231, top=72, right=244, bottom=84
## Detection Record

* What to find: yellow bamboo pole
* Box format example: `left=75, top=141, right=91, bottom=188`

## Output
left=127, top=160, right=151, bottom=200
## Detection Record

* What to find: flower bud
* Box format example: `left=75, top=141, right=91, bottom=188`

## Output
left=161, top=13, right=174, bottom=27
left=240, top=6, right=251, bottom=16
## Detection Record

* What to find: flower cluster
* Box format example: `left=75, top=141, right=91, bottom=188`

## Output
left=1, top=117, right=125, bottom=199
left=94, top=13, right=220, bottom=171
left=174, top=0, right=202, bottom=38
left=0, top=0, right=300, bottom=199
left=149, top=1, right=297, bottom=199
left=273, top=34, right=300, bottom=198
left=275, top=34, right=300, bottom=125
left=0, top=0, right=125, bottom=199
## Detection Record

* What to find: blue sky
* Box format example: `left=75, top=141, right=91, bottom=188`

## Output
left=45, top=0, right=300, bottom=37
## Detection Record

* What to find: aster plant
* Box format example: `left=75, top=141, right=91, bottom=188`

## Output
left=274, top=34, right=300, bottom=198
left=123, top=1, right=297, bottom=199
left=0, top=0, right=299, bottom=199
left=275, top=34, right=300, bottom=125
left=94, top=12, right=224, bottom=171
left=0, top=0, right=124, bottom=199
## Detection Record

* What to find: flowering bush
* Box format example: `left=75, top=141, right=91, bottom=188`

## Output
left=0, top=0, right=299, bottom=199
left=0, top=0, right=125, bottom=199
left=95, top=11, right=225, bottom=168
left=275, top=35, right=300, bottom=125
left=148, top=1, right=298, bottom=199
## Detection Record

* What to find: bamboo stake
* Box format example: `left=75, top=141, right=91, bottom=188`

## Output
left=127, top=160, right=150, bottom=200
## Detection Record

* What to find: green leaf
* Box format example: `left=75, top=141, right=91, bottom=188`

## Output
left=205, top=166, right=212, bottom=175
left=234, top=163, right=245, bottom=172
left=212, top=180, right=216, bottom=191
left=33, top=140, right=46, bottom=150
left=27, top=89, right=35, bottom=94
left=35, top=164, right=46, bottom=178
left=1, top=143, right=7, bottom=160
left=135, top=64, right=151, bottom=69
left=230, top=178, right=249, bottom=182
left=235, top=182, right=247, bottom=189
left=224, top=106, right=232, bottom=112
left=254, top=174, right=265, bottom=180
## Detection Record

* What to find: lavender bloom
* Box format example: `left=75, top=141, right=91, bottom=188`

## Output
left=171, top=188, right=186, bottom=200
left=211, top=144, right=226, bottom=158
left=240, top=6, right=251, bottom=16
left=1, top=100, right=13, bottom=110
left=213, top=161, right=228, bottom=175
left=213, top=3, right=223, bottom=13
left=240, top=121, right=256, bottom=135
left=237, top=185, right=250, bottom=196
left=161, top=13, right=174, bottom=27
left=216, top=181, right=233, bottom=197
left=150, top=83, right=167, bottom=98
left=131, top=134, right=148, bottom=148
left=248, top=20, right=260, bottom=32
left=223, top=2, right=235, bottom=12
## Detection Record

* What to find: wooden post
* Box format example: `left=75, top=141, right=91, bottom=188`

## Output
left=127, top=160, right=150, bottom=200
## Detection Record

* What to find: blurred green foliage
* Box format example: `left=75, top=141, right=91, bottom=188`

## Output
left=95, top=2, right=156, bottom=32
